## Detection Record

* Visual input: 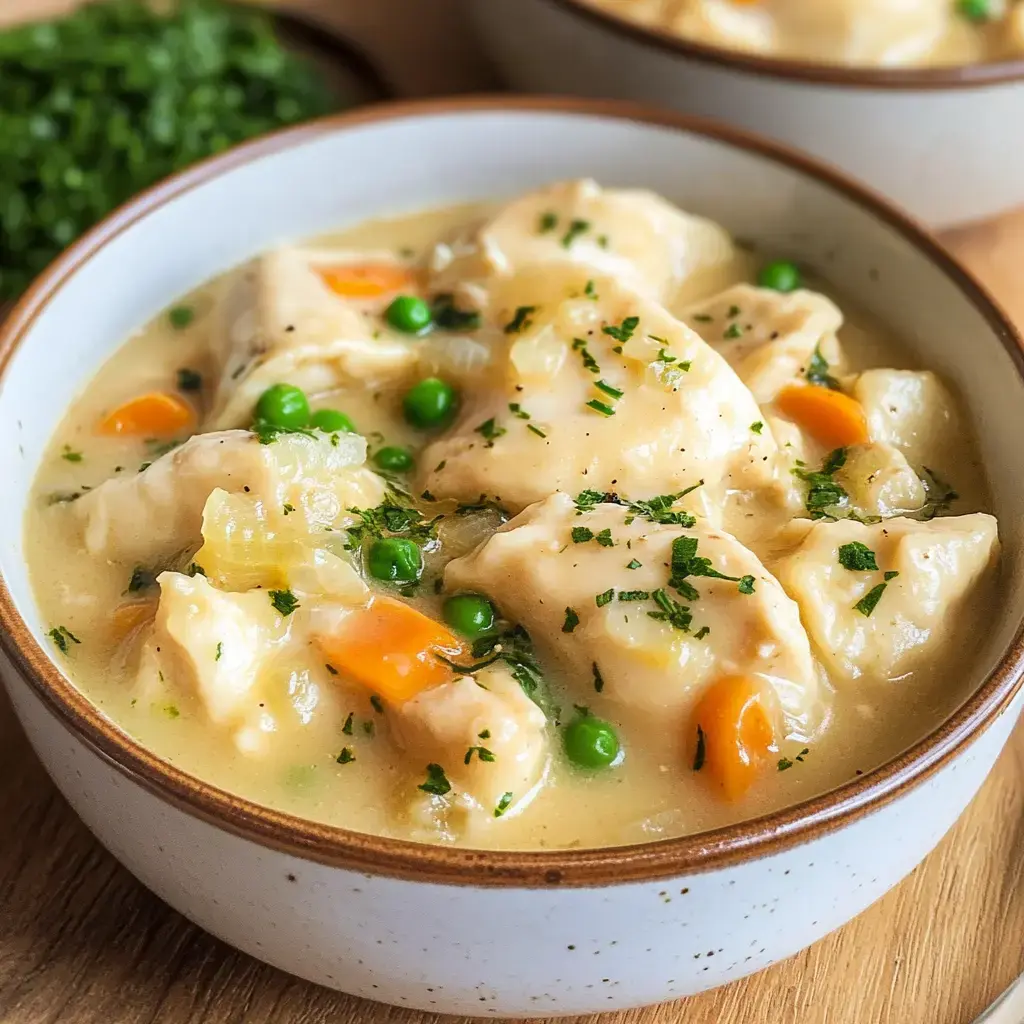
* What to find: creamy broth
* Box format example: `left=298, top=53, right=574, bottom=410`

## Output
left=26, top=181, right=998, bottom=850
left=584, top=0, right=1024, bottom=68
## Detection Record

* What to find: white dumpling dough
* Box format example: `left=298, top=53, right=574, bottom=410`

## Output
left=140, top=571, right=288, bottom=722
left=397, top=664, right=549, bottom=821
left=652, top=0, right=983, bottom=66
left=417, top=266, right=783, bottom=517
left=135, top=571, right=350, bottom=757
left=74, top=430, right=384, bottom=565
left=208, top=246, right=422, bottom=428
left=854, top=369, right=967, bottom=470
left=445, top=492, right=827, bottom=742
left=835, top=442, right=926, bottom=518
left=775, top=514, right=999, bottom=684
left=428, top=178, right=741, bottom=308
left=681, top=283, right=846, bottom=404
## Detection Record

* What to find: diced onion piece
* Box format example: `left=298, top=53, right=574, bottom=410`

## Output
left=194, top=489, right=303, bottom=591
left=287, top=548, right=368, bottom=602
left=111, top=600, right=156, bottom=640
left=509, top=325, right=568, bottom=381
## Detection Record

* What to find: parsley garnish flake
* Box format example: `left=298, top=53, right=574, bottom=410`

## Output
left=48, top=624, right=81, bottom=655
left=418, top=763, right=451, bottom=796
left=269, top=589, right=299, bottom=616
left=838, top=541, right=878, bottom=571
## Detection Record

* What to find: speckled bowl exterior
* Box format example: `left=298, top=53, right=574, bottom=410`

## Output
left=467, top=0, right=1024, bottom=229
left=2, top=98, right=1023, bottom=1016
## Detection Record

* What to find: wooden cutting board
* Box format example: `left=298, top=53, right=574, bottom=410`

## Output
left=2, top=2, right=1024, bottom=1022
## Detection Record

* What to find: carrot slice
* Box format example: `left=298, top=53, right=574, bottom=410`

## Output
left=317, top=595, right=469, bottom=705
left=97, top=392, right=194, bottom=438
left=317, top=263, right=416, bottom=300
left=776, top=383, right=869, bottom=449
left=690, top=675, right=776, bottom=802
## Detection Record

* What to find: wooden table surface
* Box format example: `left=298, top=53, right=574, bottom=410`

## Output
left=3, top=2, right=1024, bottom=1022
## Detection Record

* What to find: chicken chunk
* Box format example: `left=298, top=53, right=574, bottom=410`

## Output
left=428, top=179, right=741, bottom=308
left=207, top=247, right=422, bottom=428
left=681, top=284, right=846, bottom=404
left=445, top=492, right=827, bottom=742
left=775, top=514, right=998, bottom=684
left=75, top=429, right=384, bottom=565
left=396, top=664, right=549, bottom=820
left=417, top=266, right=782, bottom=517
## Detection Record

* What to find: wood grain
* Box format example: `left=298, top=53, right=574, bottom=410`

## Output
left=2, top=1, right=1024, bottom=1022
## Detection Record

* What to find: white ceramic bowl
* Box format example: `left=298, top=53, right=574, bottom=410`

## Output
left=466, top=0, right=1024, bottom=229
left=1, top=97, right=1023, bottom=1018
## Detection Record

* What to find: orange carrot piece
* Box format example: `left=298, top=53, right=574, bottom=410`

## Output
left=690, top=675, right=776, bottom=802
left=776, top=383, right=869, bottom=449
left=97, top=392, right=194, bottom=438
left=318, top=595, right=468, bottom=705
left=317, top=263, right=416, bottom=300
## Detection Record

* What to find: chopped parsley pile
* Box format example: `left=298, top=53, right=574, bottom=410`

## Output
left=0, top=0, right=338, bottom=301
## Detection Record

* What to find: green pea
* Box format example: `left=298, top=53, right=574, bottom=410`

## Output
left=956, top=0, right=992, bottom=21
left=168, top=305, right=194, bottom=330
left=367, top=537, right=422, bottom=583
left=373, top=445, right=415, bottom=473
left=255, top=383, right=310, bottom=429
left=563, top=714, right=620, bottom=769
left=403, top=377, right=458, bottom=429
left=757, top=260, right=801, bottom=294
left=386, top=295, right=433, bottom=335
left=443, top=594, right=496, bottom=639
left=310, top=408, right=356, bottom=433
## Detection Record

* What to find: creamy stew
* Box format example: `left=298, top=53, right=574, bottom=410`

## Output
left=27, top=180, right=998, bottom=850
left=583, top=0, right=1024, bottom=67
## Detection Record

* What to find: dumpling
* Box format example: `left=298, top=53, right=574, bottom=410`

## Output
left=416, top=266, right=782, bottom=517
left=207, top=247, right=423, bottom=428
left=427, top=179, right=741, bottom=308
left=854, top=368, right=986, bottom=511
left=854, top=369, right=965, bottom=469
left=138, top=570, right=289, bottom=721
left=305, top=590, right=549, bottom=827
left=681, top=283, right=846, bottom=404
left=445, top=492, right=826, bottom=743
left=135, top=571, right=354, bottom=757
left=74, top=429, right=384, bottom=565
left=774, top=514, right=998, bottom=684
left=663, top=0, right=980, bottom=66
left=396, top=664, right=549, bottom=822
left=666, top=0, right=775, bottom=55
left=1009, top=4, right=1024, bottom=56
left=834, top=442, right=926, bottom=517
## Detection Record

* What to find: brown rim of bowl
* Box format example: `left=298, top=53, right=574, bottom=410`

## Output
left=542, top=0, right=1024, bottom=89
left=1, top=95, right=1023, bottom=888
